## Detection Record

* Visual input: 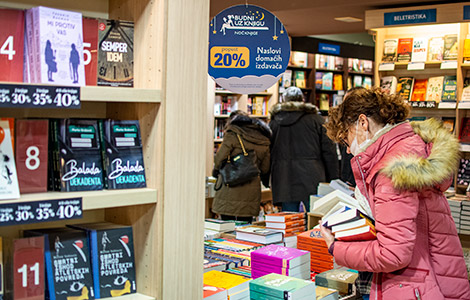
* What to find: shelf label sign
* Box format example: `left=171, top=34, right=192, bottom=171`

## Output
left=208, top=5, right=290, bottom=94
left=0, top=83, right=80, bottom=109
left=407, top=62, right=425, bottom=70
left=384, top=9, right=436, bottom=26
left=0, top=198, right=82, bottom=226
left=409, top=101, right=436, bottom=109
left=464, top=6, right=470, bottom=20
left=318, top=43, right=340, bottom=55
left=378, top=63, right=395, bottom=71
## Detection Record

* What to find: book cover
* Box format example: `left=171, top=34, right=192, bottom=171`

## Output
left=98, top=119, right=146, bottom=189
left=460, top=117, right=470, bottom=143
left=331, top=217, right=375, bottom=233
left=315, top=269, right=358, bottom=296
left=442, top=75, right=457, bottom=102
left=282, top=70, right=292, bottom=88
left=464, top=39, right=470, bottom=62
left=15, top=120, right=49, bottom=194
left=253, top=96, right=265, bottom=115
left=249, top=273, right=316, bottom=300
left=397, top=38, right=413, bottom=62
left=333, top=74, right=343, bottom=91
left=315, top=72, right=323, bottom=90
left=203, top=270, right=250, bottom=296
left=353, top=75, right=362, bottom=88
left=205, top=219, right=236, bottom=232
left=443, top=34, right=458, bottom=60
left=315, top=286, right=339, bottom=300
left=29, top=7, right=85, bottom=86
left=410, top=79, right=428, bottom=101
left=362, top=77, right=372, bottom=89
left=318, top=94, right=330, bottom=111
left=68, top=223, right=137, bottom=298
left=334, top=57, right=344, bottom=71
left=0, top=120, right=19, bottom=200
left=380, top=76, right=397, bottom=94
left=411, top=38, right=427, bottom=62
left=290, top=51, right=308, bottom=68
left=265, top=219, right=306, bottom=230
left=396, top=77, right=414, bottom=101
left=382, top=39, right=397, bottom=62
left=24, top=228, right=94, bottom=300
left=324, top=208, right=373, bottom=228
left=425, top=76, right=444, bottom=102
left=334, top=225, right=376, bottom=241
left=321, top=72, right=333, bottom=90
left=427, top=37, right=444, bottom=61
left=0, top=8, right=24, bottom=82
left=235, top=226, right=283, bottom=244
left=312, top=190, right=359, bottom=215
left=294, top=71, right=306, bottom=89
left=203, top=284, right=227, bottom=300
left=98, top=19, right=134, bottom=87
left=265, top=212, right=305, bottom=223
left=316, top=54, right=327, bottom=69
left=83, top=17, right=98, bottom=86
left=250, top=244, right=310, bottom=269
left=442, top=117, right=455, bottom=133
left=55, top=119, right=103, bottom=191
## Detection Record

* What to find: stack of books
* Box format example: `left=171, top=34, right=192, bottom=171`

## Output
left=448, top=197, right=464, bottom=232
left=204, top=219, right=236, bottom=241
left=315, top=286, right=339, bottom=300
left=315, top=269, right=358, bottom=297
left=265, top=212, right=306, bottom=247
left=297, top=228, right=334, bottom=274
left=235, top=225, right=283, bottom=245
left=203, top=270, right=251, bottom=300
left=249, top=273, right=316, bottom=300
left=461, top=201, right=470, bottom=235
left=223, top=266, right=252, bottom=278
left=250, top=244, right=310, bottom=280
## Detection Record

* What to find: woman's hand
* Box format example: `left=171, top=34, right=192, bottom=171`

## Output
left=319, top=221, right=335, bottom=248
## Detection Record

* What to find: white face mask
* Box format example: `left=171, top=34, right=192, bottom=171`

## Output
left=349, top=120, right=370, bottom=156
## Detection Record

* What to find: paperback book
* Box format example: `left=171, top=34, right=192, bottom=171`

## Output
left=427, top=37, right=444, bottom=61
left=98, top=119, right=146, bottom=189
left=235, top=226, right=283, bottom=244
left=83, top=17, right=99, bottom=86
left=397, top=38, right=413, bottom=62
left=411, top=38, right=427, bottom=62
left=396, top=77, right=414, bottom=101
left=443, top=34, right=458, bottom=60
left=410, top=79, right=428, bottom=102
left=425, top=76, right=444, bottom=102
left=315, top=269, right=358, bottom=296
left=321, top=72, right=333, bottom=90
left=0, top=120, right=19, bottom=200
left=249, top=273, right=316, bottom=300
left=442, top=75, right=457, bottom=102
left=0, top=8, right=24, bottom=82
left=250, top=244, right=310, bottom=269
left=382, top=39, right=398, bottom=62
left=380, top=76, right=397, bottom=94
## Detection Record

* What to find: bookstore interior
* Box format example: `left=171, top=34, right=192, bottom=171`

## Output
left=3, top=0, right=470, bottom=300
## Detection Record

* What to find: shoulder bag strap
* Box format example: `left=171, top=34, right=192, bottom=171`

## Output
left=236, top=134, right=248, bottom=156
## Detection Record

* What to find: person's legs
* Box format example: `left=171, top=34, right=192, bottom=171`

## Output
left=220, top=215, right=253, bottom=223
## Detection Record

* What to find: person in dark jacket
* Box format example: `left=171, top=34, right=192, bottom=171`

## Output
left=269, top=87, right=339, bottom=211
left=212, top=111, right=271, bottom=222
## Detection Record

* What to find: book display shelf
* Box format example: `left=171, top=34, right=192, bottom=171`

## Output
left=366, top=3, right=470, bottom=196
left=0, top=0, right=208, bottom=299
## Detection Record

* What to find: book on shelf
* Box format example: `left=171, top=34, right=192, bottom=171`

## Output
left=205, top=219, right=237, bottom=232
left=249, top=273, right=316, bottom=300
left=315, top=269, right=358, bottom=296
left=363, top=60, right=373, bottom=73
left=382, top=39, right=398, bottom=62
left=15, top=119, right=49, bottom=194
left=349, top=58, right=362, bottom=72
left=265, top=212, right=305, bottom=223
left=98, top=19, right=134, bottom=87
left=380, top=76, right=397, bottom=95
left=316, top=286, right=339, bottom=300
left=0, top=120, right=19, bottom=200
left=290, top=51, right=308, bottom=68
left=68, top=222, right=137, bottom=298
left=98, top=119, right=146, bottom=189
left=83, top=17, right=99, bottom=86
left=396, top=77, right=414, bottom=101
left=333, top=74, right=343, bottom=91
left=464, top=37, right=470, bottom=62
left=334, top=57, right=344, bottom=71
left=203, top=284, right=228, bottom=300
left=318, top=94, right=330, bottom=111
left=294, top=70, right=307, bottom=89
left=362, top=76, right=372, bottom=89
left=24, top=227, right=94, bottom=300
left=0, top=8, right=24, bottom=82
left=427, top=36, right=444, bottom=62
left=235, top=225, right=283, bottom=244
left=443, top=34, right=459, bottom=61
left=441, top=117, right=455, bottom=133
left=425, top=76, right=444, bottom=102
left=282, top=69, right=292, bottom=88
left=442, top=75, right=457, bottom=102
left=352, top=75, right=362, bottom=88
left=315, top=72, right=323, bottom=89
left=410, top=79, right=427, bottom=102
left=316, top=54, right=327, bottom=69
left=334, top=224, right=376, bottom=241
left=397, top=38, right=413, bottom=62
left=411, top=37, right=427, bottom=62
left=253, top=96, right=266, bottom=115
left=26, top=6, right=85, bottom=86
left=321, top=72, right=333, bottom=90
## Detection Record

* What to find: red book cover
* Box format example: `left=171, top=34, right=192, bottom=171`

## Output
left=0, top=118, right=14, bottom=152
left=12, top=237, right=45, bottom=300
left=203, top=284, right=227, bottom=299
left=335, top=225, right=376, bottom=242
left=15, top=120, right=49, bottom=193
left=83, top=17, right=98, bottom=86
left=411, top=79, right=428, bottom=101
left=397, top=38, right=413, bottom=62
left=460, top=117, right=470, bottom=143
left=0, top=9, right=24, bottom=82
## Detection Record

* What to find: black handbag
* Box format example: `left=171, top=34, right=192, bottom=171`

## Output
left=217, top=134, right=259, bottom=188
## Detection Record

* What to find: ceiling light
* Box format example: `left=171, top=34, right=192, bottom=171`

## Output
left=334, top=17, right=363, bottom=23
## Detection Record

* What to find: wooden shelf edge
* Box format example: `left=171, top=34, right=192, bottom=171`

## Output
left=2, top=188, right=158, bottom=210
left=101, top=293, right=155, bottom=300
left=81, top=86, right=161, bottom=103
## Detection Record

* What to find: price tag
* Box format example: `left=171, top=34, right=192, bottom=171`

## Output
left=0, top=198, right=82, bottom=226
left=438, top=102, right=456, bottom=109
left=410, top=101, right=436, bottom=108
left=459, top=102, right=470, bottom=109
left=378, top=63, right=395, bottom=71
left=440, top=60, right=458, bottom=69
left=407, top=62, right=425, bottom=70
left=0, top=84, right=80, bottom=109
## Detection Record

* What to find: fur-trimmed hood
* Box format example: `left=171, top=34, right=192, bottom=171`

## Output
left=270, top=101, right=319, bottom=126
left=377, top=118, right=460, bottom=190
left=226, top=114, right=271, bottom=145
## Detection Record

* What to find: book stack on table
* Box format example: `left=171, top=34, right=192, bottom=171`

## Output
left=297, top=228, right=334, bottom=274
left=203, top=270, right=251, bottom=300
left=249, top=273, right=316, bottom=300
left=265, top=212, right=306, bottom=248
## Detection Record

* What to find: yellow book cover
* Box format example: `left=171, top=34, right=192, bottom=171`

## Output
left=464, top=39, right=470, bottom=61
left=316, top=286, right=339, bottom=299
left=253, top=96, right=265, bottom=115
left=203, top=270, right=250, bottom=294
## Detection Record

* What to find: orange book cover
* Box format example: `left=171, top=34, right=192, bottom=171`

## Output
left=310, top=252, right=334, bottom=263
left=267, top=225, right=305, bottom=237
left=397, top=38, right=413, bottom=62
left=411, top=79, right=428, bottom=101
left=265, top=219, right=306, bottom=229
left=265, top=212, right=305, bottom=222
left=298, top=243, right=330, bottom=256
left=335, top=225, right=376, bottom=242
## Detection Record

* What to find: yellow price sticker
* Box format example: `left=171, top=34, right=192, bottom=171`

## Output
left=210, top=47, right=250, bottom=69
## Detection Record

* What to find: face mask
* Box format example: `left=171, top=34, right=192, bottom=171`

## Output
left=349, top=120, right=370, bottom=156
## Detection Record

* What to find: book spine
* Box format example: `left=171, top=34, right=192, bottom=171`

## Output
left=249, top=282, right=284, bottom=299
left=43, top=234, right=56, bottom=300
left=32, top=7, right=41, bottom=83
left=91, top=230, right=101, bottom=298
left=98, top=120, right=109, bottom=189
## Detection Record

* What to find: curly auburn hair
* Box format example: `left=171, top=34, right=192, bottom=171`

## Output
left=324, top=87, right=410, bottom=143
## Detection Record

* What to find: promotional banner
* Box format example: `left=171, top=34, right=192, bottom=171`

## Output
left=209, top=5, right=290, bottom=94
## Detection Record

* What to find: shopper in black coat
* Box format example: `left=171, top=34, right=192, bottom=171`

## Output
left=269, top=87, right=339, bottom=211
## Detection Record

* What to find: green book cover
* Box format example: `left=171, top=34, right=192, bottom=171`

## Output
left=249, top=273, right=315, bottom=300
left=442, top=75, right=457, bottom=102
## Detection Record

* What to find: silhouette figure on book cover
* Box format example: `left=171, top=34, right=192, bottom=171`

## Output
left=45, top=40, right=57, bottom=82
left=70, top=43, right=80, bottom=84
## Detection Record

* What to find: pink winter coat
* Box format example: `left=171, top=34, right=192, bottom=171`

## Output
left=332, top=119, right=470, bottom=300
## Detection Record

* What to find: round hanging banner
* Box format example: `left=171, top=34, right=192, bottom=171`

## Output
left=209, top=5, right=290, bottom=94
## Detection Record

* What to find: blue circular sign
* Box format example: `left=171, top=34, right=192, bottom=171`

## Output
left=209, top=5, right=290, bottom=94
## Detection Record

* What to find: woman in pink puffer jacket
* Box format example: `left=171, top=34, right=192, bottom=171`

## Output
left=321, top=87, right=470, bottom=300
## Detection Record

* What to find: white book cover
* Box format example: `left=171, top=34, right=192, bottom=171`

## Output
left=427, top=37, right=444, bottom=62
left=382, top=39, right=398, bottom=62
left=425, top=76, right=444, bottom=101
left=32, top=6, right=85, bottom=86
left=0, top=121, right=20, bottom=200
left=380, top=76, right=397, bottom=94
left=411, top=38, right=428, bottom=62
left=462, top=85, right=470, bottom=102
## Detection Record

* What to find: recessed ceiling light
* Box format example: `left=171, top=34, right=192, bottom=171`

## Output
left=334, top=17, right=363, bottom=23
